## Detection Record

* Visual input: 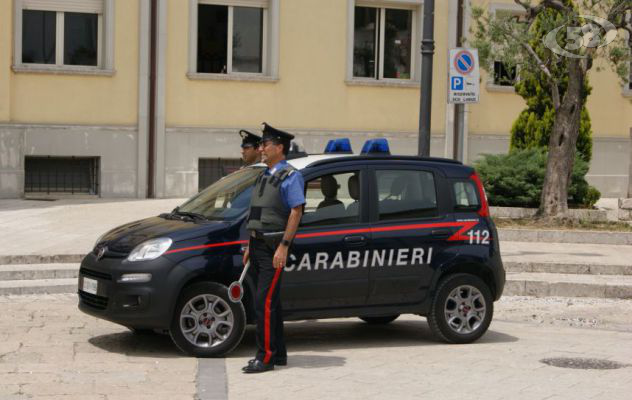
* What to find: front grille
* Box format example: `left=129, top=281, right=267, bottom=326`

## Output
left=78, top=291, right=108, bottom=310
left=80, top=268, right=112, bottom=281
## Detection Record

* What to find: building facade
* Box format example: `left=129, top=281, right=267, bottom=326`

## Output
left=0, top=0, right=630, bottom=199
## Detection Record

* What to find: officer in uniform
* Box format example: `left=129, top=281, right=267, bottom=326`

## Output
left=239, top=129, right=262, bottom=167
left=242, top=123, right=305, bottom=373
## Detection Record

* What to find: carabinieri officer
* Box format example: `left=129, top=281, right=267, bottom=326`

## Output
left=239, top=129, right=262, bottom=167
left=242, top=123, right=305, bottom=373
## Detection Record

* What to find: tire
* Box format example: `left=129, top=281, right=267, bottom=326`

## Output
left=427, top=273, right=493, bottom=344
left=359, top=315, right=400, bottom=325
left=169, top=282, right=246, bottom=357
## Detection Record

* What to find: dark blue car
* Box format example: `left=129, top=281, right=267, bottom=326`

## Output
left=78, top=139, right=505, bottom=357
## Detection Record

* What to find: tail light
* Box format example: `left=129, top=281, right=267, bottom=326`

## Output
left=470, top=172, right=489, bottom=217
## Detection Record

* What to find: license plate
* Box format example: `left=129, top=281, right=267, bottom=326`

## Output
left=82, top=277, right=98, bottom=295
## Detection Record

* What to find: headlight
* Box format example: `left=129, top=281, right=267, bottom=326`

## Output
left=127, top=238, right=173, bottom=262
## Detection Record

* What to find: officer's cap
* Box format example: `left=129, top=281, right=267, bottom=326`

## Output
left=239, top=129, right=261, bottom=148
left=261, top=123, right=294, bottom=145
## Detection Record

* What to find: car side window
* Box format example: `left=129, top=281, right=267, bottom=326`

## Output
left=453, top=181, right=480, bottom=209
left=301, top=171, right=360, bottom=227
left=376, top=169, right=438, bottom=221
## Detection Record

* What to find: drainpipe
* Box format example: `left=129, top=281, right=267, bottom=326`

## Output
left=418, top=0, right=435, bottom=157
left=147, top=0, right=157, bottom=198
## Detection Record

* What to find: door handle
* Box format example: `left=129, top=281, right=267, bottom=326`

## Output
left=431, top=229, right=452, bottom=239
left=344, top=235, right=367, bottom=246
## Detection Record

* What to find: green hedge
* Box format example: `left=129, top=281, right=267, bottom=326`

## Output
left=474, top=148, right=600, bottom=208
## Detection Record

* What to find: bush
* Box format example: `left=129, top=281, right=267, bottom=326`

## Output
left=474, top=148, right=600, bottom=208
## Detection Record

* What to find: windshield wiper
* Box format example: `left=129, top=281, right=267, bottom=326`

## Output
left=173, top=210, right=208, bottom=221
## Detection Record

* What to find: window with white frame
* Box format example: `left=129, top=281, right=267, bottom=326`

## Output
left=489, top=5, right=526, bottom=87
left=194, top=0, right=270, bottom=75
left=15, top=0, right=113, bottom=70
left=353, top=4, right=416, bottom=80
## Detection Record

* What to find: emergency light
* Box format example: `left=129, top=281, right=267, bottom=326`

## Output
left=361, top=138, right=390, bottom=155
left=324, top=138, right=353, bottom=154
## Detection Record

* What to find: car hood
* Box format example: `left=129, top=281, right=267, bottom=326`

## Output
left=98, top=216, right=231, bottom=254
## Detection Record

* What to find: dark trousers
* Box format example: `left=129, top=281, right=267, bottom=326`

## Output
left=249, top=236, right=286, bottom=364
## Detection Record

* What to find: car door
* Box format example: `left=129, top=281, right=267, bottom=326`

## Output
left=365, top=164, right=452, bottom=305
left=281, top=166, right=371, bottom=311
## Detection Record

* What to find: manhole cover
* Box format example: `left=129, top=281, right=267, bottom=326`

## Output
left=540, top=358, right=630, bottom=370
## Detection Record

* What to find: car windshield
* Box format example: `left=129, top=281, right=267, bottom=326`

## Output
left=177, top=167, right=263, bottom=221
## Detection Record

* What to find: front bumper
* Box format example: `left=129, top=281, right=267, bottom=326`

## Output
left=77, top=252, right=177, bottom=329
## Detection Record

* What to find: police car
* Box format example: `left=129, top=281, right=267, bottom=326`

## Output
left=78, top=138, right=505, bottom=357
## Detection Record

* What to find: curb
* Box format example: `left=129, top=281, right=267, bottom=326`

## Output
left=0, top=254, right=85, bottom=265
left=504, top=279, right=632, bottom=299
left=498, top=229, right=632, bottom=245
left=504, top=261, right=632, bottom=276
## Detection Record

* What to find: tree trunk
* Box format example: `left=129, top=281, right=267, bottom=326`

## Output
left=538, top=60, right=584, bottom=218
left=628, top=128, right=632, bottom=198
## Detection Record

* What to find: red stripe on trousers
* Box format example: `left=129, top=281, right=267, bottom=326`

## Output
left=263, top=266, right=283, bottom=364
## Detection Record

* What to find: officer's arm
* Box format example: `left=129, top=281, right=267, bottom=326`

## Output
left=282, top=205, right=303, bottom=245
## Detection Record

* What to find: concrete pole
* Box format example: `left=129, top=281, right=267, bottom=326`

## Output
left=418, top=0, right=435, bottom=157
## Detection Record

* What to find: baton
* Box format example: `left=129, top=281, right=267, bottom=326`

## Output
left=228, top=261, right=250, bottom=303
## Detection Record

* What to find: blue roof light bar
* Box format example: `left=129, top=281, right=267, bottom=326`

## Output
left=360, top=138, right=390, bottom=155
left=324, top=138, right=353, bottom=154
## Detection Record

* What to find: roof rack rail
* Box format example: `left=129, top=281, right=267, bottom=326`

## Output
left=306, top=155, right=463, bottom=168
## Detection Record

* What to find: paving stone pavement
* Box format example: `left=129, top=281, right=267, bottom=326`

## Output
left=1, top=294, right=631, bottom=400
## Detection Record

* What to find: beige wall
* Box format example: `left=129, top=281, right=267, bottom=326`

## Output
left=0, top=0, right=11, bottom=122
left=7, top=0, right=140, bottom=126
left=166, top=0, right=448, bottom=134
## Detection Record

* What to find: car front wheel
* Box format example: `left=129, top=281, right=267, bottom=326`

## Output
left=427, top=273, right=493, bottom=344
left=170, top=282, right=246, bottom=357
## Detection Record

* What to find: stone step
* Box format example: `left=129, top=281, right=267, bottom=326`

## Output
left=0, top=254, right=85, bottom=265
left=504, top=261, right=632, bottom=275
left=505, top=272, right=632, bottom=299
left=0, top=264, right=79, bottom=281
left=0, top=278, right=77, bottom=296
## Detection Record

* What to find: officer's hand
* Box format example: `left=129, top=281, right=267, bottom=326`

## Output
left=273, top=245, right=288, bottom=269
left=242, top=246, right=249, bottom=266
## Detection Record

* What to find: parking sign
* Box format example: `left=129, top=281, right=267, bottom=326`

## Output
left=448, top=48, right=480, bottom=104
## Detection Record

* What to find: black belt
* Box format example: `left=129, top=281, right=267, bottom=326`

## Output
left=250, top=231, right=284, bottom=240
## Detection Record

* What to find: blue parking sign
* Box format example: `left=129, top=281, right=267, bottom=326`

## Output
left=451, top=76, right=464, bottom=91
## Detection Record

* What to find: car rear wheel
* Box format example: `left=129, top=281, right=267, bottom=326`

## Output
left=427, top=273, right=493, bottom=344
left=359, top=315, right=399, bottom=324
left=170, top=282, right=246, bottom=357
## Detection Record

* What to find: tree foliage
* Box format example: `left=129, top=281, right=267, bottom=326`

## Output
left=475, top=148, right=601, bottom=208
left=469, top=0, right=632, bottom=217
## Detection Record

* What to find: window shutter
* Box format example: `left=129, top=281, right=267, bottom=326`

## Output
left=22, top=0, right=104, bottom=14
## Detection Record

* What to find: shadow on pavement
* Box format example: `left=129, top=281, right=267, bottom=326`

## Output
left=278, top=354, right=347, bottom=369
left=88, top=330, right=183, bottom=358
left=88, top=318, right=518, bottom=360
left=230, top=318, right=518, bottom=358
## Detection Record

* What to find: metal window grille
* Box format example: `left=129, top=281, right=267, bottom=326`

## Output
left=198, top=158, right=242, bottom=191
left=24, top=156, right=100, bottom=195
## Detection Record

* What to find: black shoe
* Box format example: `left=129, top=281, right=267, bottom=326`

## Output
left=242, top=359, right=274, bottom=373
left=243, top=357, right=287, bottom=369
left=242, top=357, right=287, bottom=369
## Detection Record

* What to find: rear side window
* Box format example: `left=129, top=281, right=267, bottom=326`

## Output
left=376, top=169, right=437, bottom=221
left=453, top=181, right=480, bottom=210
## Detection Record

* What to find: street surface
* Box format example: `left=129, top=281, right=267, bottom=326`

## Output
left=1, top=294, right=631, bottom=400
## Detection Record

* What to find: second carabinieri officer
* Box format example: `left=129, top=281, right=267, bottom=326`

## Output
left=239, top=129, right=262, bottom=167
left=241, top=123, right=305, bottom=373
